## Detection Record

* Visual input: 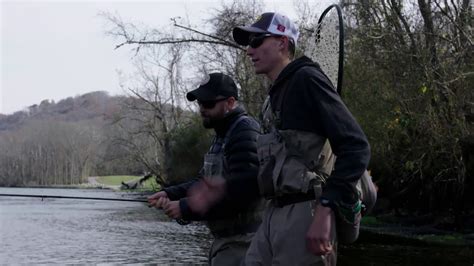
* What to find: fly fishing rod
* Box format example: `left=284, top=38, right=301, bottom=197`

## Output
left=0, top=193, right=148, bottom=202
left=0, top=193, right=191, bottom=225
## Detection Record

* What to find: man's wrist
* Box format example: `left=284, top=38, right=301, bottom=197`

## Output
left=319, top=197, right=336, bottom=211
left=315, top=202, right=333, bottom=215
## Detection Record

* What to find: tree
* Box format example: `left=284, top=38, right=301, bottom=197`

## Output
left=0, top=120, right=104, bottom=186
left=101, top=0, right=271, bottom=185
left=342, top=0, right=472, bottom=216
left=103, top=0, right=270, bottom=116
left=106, top=43, right=193, bottom=185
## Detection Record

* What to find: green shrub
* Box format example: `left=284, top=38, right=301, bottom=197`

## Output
left=166, top=115, right=212, bottom=183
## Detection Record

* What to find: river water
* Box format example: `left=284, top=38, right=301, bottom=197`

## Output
left=0, top=187, right=212, bottom=264
left=1, top=187, right=473, bottom=265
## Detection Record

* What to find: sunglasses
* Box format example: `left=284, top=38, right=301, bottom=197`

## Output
left=198, top=98, right=228, bottom=109
left=249, top=34, right=277, bottom=48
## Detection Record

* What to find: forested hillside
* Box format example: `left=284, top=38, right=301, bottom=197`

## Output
left=1, top=91, right=120, bottom=131
left=0, top=91, right=209, bottom=186
left=0, top=91, right=134, bottom=185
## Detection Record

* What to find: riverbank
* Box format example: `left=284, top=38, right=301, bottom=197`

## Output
left=88, top=175, right=160, bottom=191
left=15, top=176, right=156, bottom=191
left=336, top=216, right=474, bottom=264
left=360, top=214, right=474, bottom=247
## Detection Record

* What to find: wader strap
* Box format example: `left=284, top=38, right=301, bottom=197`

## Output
left=208, top=115, right=248, bottom=154
left=222, top=115, right=247, bottom=151
left=272, top=190, right=316, bottom=208
left=272, top=179, right=324, bottom=208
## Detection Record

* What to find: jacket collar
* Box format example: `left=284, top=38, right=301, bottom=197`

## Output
left=213, top=106, right=247, bottom=137
left=270, top=56, right=320, bottom=93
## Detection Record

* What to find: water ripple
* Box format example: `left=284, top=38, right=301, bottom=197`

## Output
left=0, top=187, right=211, bottom=264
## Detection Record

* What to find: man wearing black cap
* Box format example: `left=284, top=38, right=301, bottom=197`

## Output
left=233, top=12, right=371, bottom=265
left=148, top=73, right=262, bottom=266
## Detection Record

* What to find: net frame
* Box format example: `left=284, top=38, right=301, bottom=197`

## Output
left=305, top=4, right=345, bottom=95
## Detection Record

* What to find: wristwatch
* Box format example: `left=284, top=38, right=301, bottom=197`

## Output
left=319, top=197, right=336, bottom=211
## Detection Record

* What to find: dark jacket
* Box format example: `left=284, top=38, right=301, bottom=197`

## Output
left=269, top=56, right=371, bottom=204
left=163, top=106, right=261, bottom=221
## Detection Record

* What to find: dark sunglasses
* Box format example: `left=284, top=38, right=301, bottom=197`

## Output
left=249, top=34, right=277, bottom=48
left=198, top=98, right=228, bottom=109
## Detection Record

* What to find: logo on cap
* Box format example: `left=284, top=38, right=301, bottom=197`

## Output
left=277, top=24, right=286, bottom=32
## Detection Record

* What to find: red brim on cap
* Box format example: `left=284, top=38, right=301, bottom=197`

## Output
left=233, top=26, right=268, bottom=46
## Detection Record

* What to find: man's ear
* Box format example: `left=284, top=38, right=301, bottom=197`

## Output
left=226, top=97, right=236, bottom=108
left=278, top=36, right=290, bottom=52
left=278, top=36, right=290, bottom=54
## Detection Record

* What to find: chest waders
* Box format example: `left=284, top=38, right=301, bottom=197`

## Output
left=204, top=116, right=262, bottom=237
left=258, top=95, right=335, bottom=202
left=258, top=91, right=372, bottom=244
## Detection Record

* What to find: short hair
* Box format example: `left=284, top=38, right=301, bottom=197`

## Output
left=288, top=39, right=296, bottom=58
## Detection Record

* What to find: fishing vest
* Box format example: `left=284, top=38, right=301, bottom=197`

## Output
left=257, top=93, right=336, bottom=200
left=259, top=76, right=377, bottom=244
left=204, top=116, right=263, bottom=237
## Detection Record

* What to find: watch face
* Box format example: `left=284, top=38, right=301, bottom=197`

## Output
left=320, top=198, right=330, bottom=206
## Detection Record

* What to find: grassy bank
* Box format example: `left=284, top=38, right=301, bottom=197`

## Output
left=96, top=175, right=161, bottom=191
left=96, top=175, right=137, bottom=186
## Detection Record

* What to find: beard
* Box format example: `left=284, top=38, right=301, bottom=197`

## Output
left=201, top=108, right=230, bottom=129
left=202, top=113, right=227, bottom=128
left=202, top=116, right=215, bottom=128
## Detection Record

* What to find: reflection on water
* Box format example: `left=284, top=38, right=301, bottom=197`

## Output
left=0, top=187, right=212, bottom=264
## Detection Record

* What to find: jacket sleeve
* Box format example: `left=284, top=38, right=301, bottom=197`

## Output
left=162, top=176, right=200, bottom=201
left=300, top=68, right=370, bottom=205
left=179, top=117, right=261, bottom=221
left=164, top=177, right=204, bottom=221
left=219, top=117, right=261, bottom=210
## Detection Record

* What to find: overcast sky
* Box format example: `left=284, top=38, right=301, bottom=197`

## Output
left=1, top=0, right=332, bottom=115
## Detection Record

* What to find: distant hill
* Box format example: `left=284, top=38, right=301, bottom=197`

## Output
left=0, top=91, right=149, bottom=186
left=0, top=91, right=129, bottom=132
left=0, top=90, right=206, bottom=187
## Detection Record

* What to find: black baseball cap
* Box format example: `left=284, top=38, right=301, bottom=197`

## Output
left=186, top=73, right=238, bottom=101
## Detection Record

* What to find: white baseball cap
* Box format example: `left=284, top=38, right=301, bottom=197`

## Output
left=233, top=12, right=300, bottom=46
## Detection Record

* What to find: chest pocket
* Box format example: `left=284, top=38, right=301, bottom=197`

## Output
left=257, top=129, right=334, bottom=199
left=257, top=92, right=336, bottom=199
left=203, top=143, right=225, bottom=179
left=203, top=116, right=247, bottom=180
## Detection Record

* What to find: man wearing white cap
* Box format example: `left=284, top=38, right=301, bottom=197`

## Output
left=233, top=13, right=371, bottom=265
